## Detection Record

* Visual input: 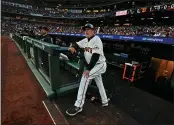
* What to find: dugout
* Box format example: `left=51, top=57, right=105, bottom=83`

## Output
left=50, top=33, right=174, bottom=102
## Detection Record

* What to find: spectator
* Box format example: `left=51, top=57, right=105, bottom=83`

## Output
left=1, top=18, right=174, bottom=38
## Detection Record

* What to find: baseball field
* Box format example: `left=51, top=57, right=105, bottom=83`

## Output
left=1, top=36, right=53, bottom=125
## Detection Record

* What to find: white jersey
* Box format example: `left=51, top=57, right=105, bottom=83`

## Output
left=76, top=35, right=106, bottom=64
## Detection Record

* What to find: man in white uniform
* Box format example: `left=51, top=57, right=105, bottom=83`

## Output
left=66, top=23, right=108, bottom=116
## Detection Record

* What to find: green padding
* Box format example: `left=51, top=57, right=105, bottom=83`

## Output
left=13, top=39, right=55, bottom=99
left=66, top=61, right=80, bottom=70
left=66, top=61, right=87, bottom=70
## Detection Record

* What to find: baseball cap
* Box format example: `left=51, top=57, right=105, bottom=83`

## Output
left=82, top=23, right=94, bottom=31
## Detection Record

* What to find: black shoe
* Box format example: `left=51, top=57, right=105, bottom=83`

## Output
left=66, top=106, right=83, bottom=116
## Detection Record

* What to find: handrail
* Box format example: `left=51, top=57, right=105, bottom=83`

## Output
left=24, top=36, right=69, bottom=55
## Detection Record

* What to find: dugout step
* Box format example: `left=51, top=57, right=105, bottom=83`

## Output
left=51, top=91, right=140, bottom=125
left=52, top=84, right=173, bottom=125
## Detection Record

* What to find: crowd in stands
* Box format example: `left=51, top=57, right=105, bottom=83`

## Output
left=102, top=26, right=174, bottom=37
left=2, top=1, right=173, bottom=18
left=51, top=25, right=174, bottom=37
left=1, top=19, right=174, bottom=37
left=1, top=20, right=16, bottom=36
left=2, top=4, right=106, bottom=18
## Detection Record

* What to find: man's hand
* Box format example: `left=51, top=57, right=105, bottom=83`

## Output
left=68, top=47, right=76, bottom=54
left=83, top=70, right=90, bottom=78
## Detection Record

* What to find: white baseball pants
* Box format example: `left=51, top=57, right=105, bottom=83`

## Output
left=74, top=62, right=108, bottom=108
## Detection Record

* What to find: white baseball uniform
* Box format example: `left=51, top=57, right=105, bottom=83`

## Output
left=74, top=35, right=108, bottom=108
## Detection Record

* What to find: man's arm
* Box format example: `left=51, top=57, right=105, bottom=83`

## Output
left=86, top=53, right=100, bottom=71
left=86, top=37, right=103, bottom=71
left=83, top=53, right=100, bottom=77
left=69, top=42, right=78, bottom=54
left=71, top=42, right=80, bottom=50
left=69, top=42, right=85, bottom=54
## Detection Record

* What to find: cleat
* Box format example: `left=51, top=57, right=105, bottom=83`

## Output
left=66, top=106, right=83, bottom=116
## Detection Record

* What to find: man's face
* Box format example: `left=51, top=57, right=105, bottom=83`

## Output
left=85, top=28, right=94, bottom=38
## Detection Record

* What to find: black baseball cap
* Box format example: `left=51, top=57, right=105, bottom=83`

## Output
left=82, top=23, right=94, bottom=31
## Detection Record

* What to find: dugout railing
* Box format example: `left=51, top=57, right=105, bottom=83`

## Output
left=13, top=34, right=85, bottom=99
